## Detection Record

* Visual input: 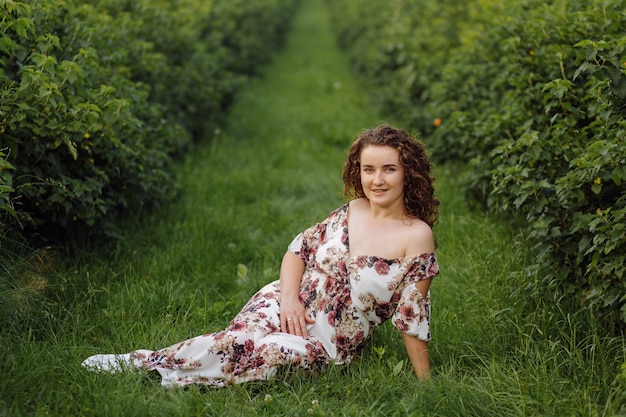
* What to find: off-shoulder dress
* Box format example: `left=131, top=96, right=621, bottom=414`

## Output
left=82, top=204, right=439, bottom=387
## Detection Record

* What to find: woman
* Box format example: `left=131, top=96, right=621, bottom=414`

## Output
left=82, top=124, right=440, bottom=387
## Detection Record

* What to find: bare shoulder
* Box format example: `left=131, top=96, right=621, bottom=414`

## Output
left=402, top=218, right=435, bottom=257
left=349, top=198, right=369, bottom=211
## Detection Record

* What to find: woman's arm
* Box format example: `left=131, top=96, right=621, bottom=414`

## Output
left=403, top=334, right=430, bottom=380
left=279, top=251, right=314, bottom=337
left=402, top=277, right=432, bottom=380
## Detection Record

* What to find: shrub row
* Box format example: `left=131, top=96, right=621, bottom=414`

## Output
left=0, top=0, right=297, bottom=240
left=327, top=0, right=626, bottom=325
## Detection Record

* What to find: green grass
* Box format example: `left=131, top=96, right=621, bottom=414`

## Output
left=1, top=0, right=625, bottom=415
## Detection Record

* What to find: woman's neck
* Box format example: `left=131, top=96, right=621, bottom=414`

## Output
left=366, top=199, right=406, bottom=221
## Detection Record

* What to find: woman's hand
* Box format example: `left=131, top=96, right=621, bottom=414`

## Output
left=278, top=251, right=315, bottom=338
left=280, top=297, right=315, bottom=338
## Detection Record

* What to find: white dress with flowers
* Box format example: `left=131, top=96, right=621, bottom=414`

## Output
left=125, top=204, right=439, bottom=387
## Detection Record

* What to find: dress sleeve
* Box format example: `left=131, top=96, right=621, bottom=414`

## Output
left=392, top=254, right=439, bottom=341
left=287, top=219, right=328, bottom=267
left=286, top=204, right=345, bottom=267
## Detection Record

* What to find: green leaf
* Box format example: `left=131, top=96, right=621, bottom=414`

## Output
left=591, top=183, right=602, bottom=195
left=612, top=167, right=624, bottom=186
left=15, top=17, right=34, bottom=39
left=64, top=140, right=78, bottom=160
left=392, top=360, right=404, bottom=377
left=573, top=61, right=593, bottom=81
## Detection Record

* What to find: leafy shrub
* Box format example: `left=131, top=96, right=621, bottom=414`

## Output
left=0, top=0, right=297, bottom=239
left=0, top=150, right=16, bottom=234
left=489, top=34, right=626, bottom=323
left=326, top=0, right=468, bottom=136
left=1, top=0, right=180, bottom=236
left=328, top=0, right=626, bottom=325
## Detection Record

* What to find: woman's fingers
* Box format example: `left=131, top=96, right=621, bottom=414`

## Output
left=280, top=303, right=315, bottom=338
left=299, top=317, right=308, bottom=338
left=296, top=313, right=315, bottom=338
left=287, top=317, right=296, bottom=334
left=293, top=317, right=302, bottom=337
left=283, top=315, right=311, bottom=338
left=305, top=312, right=315, bottom=324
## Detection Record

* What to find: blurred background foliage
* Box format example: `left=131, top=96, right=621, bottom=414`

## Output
left=0, top=0, right=298, bottom=240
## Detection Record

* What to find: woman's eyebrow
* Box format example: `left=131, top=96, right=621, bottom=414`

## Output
left=361, top=163, right=398, bottom=167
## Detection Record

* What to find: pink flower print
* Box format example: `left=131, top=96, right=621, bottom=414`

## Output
left=327, top=309, right=336, bottom=325
left=374, top=258, right=390, bottom=275
left=393, top=318, right=409, bottom=332
left=244, top=339, right=255, bottom=355
left=249, top=355, right=266, bottom=370
left=324, top=277, right=334, bottom=293
left=306, top=342, right=326, bottom=364
left=399, top=305, right=416, bottom=321
left=375, top=301, right=393, bottom=318
left=316, top=223, right=327, bottom=241
left=265, top=322, right=280, bottom=333
left=335, top=333, right=348, bottom=348
left=428, top=261, right=439, bottom=276
left=230, top=321, right=246, bottom=332
left=356, top=256, right=368, bottom=269
left=405, top=261, right=420, bottom=279
left=337, top=287, right=352, bottom=308
left=353, top=330, right=365, bottom=346
left=337, top=260, right=347, bottom=275
left=390, top=292, right=401, bottom=304
left=173, top=356, right=186, bottom=365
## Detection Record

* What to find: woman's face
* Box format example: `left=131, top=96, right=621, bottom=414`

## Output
left=359, top=145, right=405, bottom=209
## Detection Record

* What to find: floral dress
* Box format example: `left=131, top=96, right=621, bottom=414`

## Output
left=130, top=204, right=439, bottom=387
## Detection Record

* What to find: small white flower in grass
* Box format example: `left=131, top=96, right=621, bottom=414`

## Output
left=264, top=394, right=272, bottom=403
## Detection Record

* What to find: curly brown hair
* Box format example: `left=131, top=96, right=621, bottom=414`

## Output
left=342, top=124, right=439, bottom=227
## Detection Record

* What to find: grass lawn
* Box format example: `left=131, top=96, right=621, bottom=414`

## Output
left=1, top=0, right=624, bottom=415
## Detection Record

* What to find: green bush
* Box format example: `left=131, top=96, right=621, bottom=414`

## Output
left=328, top=0, right=626, bottom=325
left=488, top=34, right=626, bottom=322
left=0, top=150, right=16, bottom=233
left=326, top=0, right=467, bottom=136
left=0, top=0, right=297, bottom=239
left=1, top=0, right=169, bottom=235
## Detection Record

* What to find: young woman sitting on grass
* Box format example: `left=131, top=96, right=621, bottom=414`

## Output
left=82, top=124, right=440, bottom=387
